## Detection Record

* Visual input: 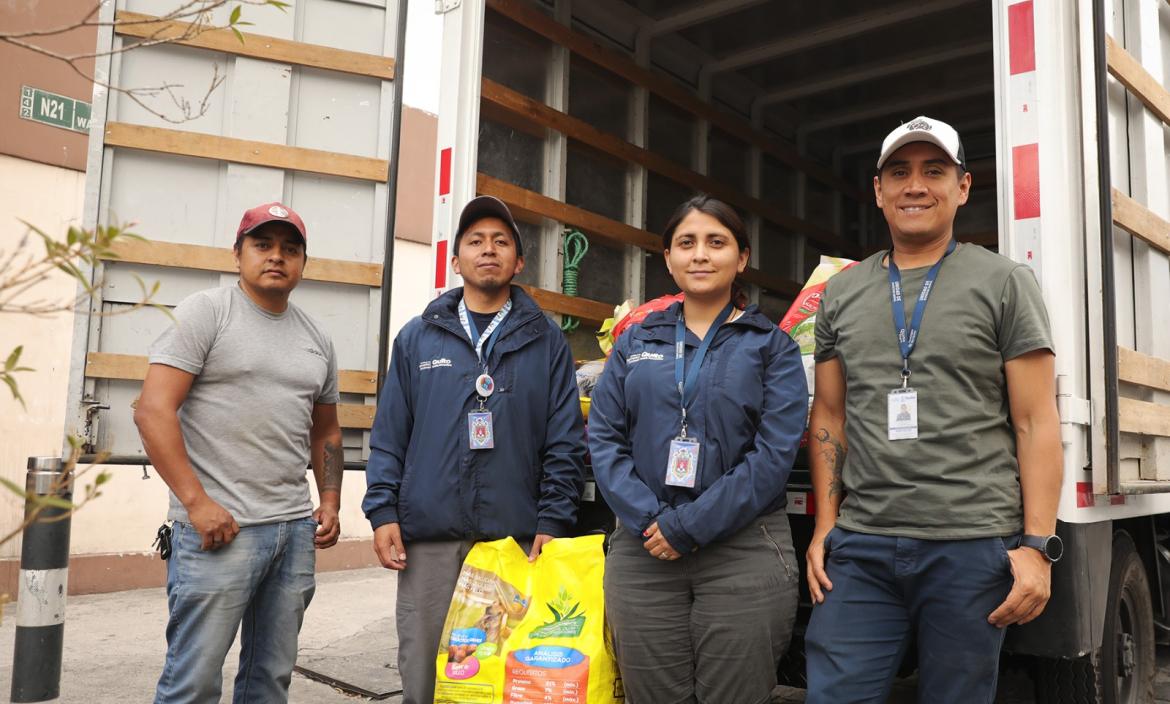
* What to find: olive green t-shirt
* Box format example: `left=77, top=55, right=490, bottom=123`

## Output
left=814, top=243, right=1053, bottom=539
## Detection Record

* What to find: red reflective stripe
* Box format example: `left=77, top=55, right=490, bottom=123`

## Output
left=439, top=147, right=452, bottom=196
left=434, top=239, right=448, bottom=288
left=1012, top=143, right=1040, bottom=219
left=1008, top=2, right=1036, bottom=75
left=1076, top=481, right=1093, bottom=507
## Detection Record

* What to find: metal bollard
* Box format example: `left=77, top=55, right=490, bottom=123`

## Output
left=10, top=457, right=72, bottom=703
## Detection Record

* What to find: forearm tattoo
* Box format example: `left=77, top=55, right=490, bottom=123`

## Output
left=814, top=428, right=847, bottom=498
left=322, top=440, right=343, bottom=494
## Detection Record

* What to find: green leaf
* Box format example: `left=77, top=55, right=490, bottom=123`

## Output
left=231, top=25, right=245, bottom=44
left=94, top=472, right=111, bottom=487
left=32, top=495, right=75, bottom=511
left=266, top=0, right=291, bottom=10
left=0, top=477, right=28, bottom=498
left=230, top=5, right=242, bottom=24
left=5, top=346, right=23, bottom=370
left=565, top=602, right=580, bottom=618
left=1, top=375, right=26, bottom=409
left=54, top=260, right=84, bottom=282
left=547, top=605, right=562, bottom=621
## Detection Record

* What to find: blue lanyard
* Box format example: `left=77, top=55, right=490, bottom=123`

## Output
left=674, top=303, right=734, bottom=432
left=888, top=238, right=955, bottom=384
left=458, top=298, right=512, bottom=369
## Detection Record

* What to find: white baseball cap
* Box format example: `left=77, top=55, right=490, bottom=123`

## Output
left=876, top=116, right=966, bottom=171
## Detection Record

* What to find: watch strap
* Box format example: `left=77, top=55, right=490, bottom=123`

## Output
left=1019, top=534, right=1047, bottom=552
left=1021, top=533, right=1061, bottom=562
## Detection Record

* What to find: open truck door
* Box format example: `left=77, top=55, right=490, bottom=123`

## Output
left=63, top=0, right=406, bottom=467
left=991, top=1, right=1170, bottom=701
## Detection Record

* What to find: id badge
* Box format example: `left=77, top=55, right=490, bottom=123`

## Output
left=665, top=438, right=700, bottom=488
left=888, top=388, right=918, bottom=440
left=468, top=411, right=494, bottom=450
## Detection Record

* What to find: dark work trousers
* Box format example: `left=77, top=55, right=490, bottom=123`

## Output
left=804, top=528, right=1020, bottom=704
left=604, top=510, right=800, bottom=704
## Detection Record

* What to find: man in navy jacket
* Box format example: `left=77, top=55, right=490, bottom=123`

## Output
left=363, top=196, right=586, bottom=704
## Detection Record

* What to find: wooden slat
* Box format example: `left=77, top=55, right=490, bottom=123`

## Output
left=478, top=173, right=660, bottom=251
left=86, top=353, right=148, bottom=381
left=479, top=173, right=801, bottom=296
left=340, top=370, right=379, bottom=395
left=1119, top=346, right=1170, bottom=394
left=86, top=352, right=378, bottom=395
left=485, top=0, right=864, bottom=203
left=1112, top=188, right=1170, bottom=256
left=957, top=231, right=999, bottom=247
left=104, top=239, right=383, bottom=287
left=739, top=268, right=802, bottom=298
left=105, top=122, right=389, bottom=182
left=1106, top=34, right=1170, bottom=127
left=1120, top=397, right=1170, bottom=438
left=115, top=11, right=395, bottom=80
left=481, top=79, right=859, bottom=258
left=519, top=286, right=613, bottom=323
left=338, top=404, right=375, bottom=430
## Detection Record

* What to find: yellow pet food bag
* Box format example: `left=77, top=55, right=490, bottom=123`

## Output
left=433, top=535, right=621, bottom=704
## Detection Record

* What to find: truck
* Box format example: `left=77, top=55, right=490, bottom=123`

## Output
left=70, top=1, right=1170, bottom=702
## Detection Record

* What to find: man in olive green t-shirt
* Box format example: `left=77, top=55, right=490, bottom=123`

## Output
left=803, top=117, right=1063, bottom=703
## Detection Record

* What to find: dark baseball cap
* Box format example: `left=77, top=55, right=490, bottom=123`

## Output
left=454, top=196, right=523, bottom=256
left=236, top=202, right=307, bottom=247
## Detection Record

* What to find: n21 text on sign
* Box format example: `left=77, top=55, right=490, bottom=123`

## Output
left=20, top=86, right=91, bottom=134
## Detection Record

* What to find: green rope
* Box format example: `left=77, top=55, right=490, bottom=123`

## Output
left=560, top=228, right=589, bottom=332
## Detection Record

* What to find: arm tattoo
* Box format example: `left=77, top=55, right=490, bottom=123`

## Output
left=814, top=428, right=847, bottom=498
left=322, top=441, right=343, bottom=494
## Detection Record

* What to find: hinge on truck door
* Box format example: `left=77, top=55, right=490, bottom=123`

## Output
left=435, top=0, right=461, bottom=13
left=1057, top=374, right=1091, bottom=426
left=1058, top=395, right=1091, bottom=426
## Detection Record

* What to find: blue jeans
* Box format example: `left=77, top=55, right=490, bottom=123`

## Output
left=154, top=517, right=317, bottom=704
left=805, top=528, right=1018, bottom=704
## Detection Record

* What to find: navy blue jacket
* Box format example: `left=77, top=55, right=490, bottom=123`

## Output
left=588, top=302, right=807, bottom=553
left=363, top=286, right=586, bottom=542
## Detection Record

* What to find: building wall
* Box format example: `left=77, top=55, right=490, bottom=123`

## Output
left=0, top=4, right=95, bottom=170
left=0, top=155, right=88, bottom=561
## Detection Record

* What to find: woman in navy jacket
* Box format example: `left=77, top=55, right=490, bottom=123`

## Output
left=589, top=195, right=808, bottom=703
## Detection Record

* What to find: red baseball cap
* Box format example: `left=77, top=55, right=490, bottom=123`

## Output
left=236, top=202, right=307, bottom=247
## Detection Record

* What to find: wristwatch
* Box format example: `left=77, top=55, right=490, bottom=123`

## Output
left=1020, top=534, right=1064, bottom=563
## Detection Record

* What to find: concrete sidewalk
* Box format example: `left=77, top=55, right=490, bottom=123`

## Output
left=0, top=568, right=399, bottom=703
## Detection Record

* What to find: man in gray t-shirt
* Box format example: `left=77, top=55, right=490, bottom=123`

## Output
left=136, top=202, right=343, bottom=704
left=802, top=117, right=1063, bottom=703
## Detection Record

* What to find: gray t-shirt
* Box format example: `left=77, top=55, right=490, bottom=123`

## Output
left=149, top=285, right=340, bottom=526
left=814, top=243, right=1053, bottom=539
